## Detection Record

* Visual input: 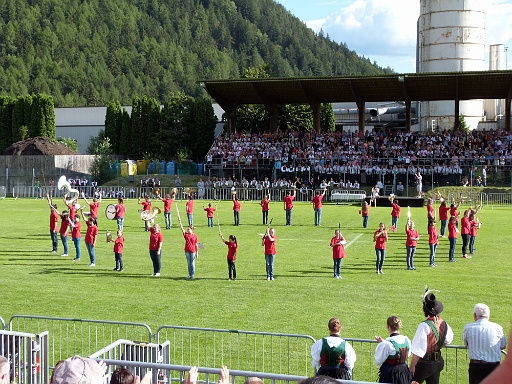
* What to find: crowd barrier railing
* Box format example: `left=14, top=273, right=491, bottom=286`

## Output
left=0, top=317, right=5, bottom=330
left=0, top=329, right=50, bottom=384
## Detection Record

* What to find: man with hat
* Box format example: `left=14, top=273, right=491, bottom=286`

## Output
left=462, top=303, right=507, bottom=384
left=51, top=356, right=106, bottom=384
left=409, top=289, right=453, bottom=384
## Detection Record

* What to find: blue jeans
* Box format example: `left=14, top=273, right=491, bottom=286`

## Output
left=314, top=208, right=322, bottom=226
left=187, top=213, right=193, bottom=226
left=117, top=217, right=124, bottom=231
left=469, top=236, right=476, bottom=253
left=440, top=220, right=447, bottom=236
left=375, top=248, right=385, bottom=271
left=86, top=242, right=96, bottom=264
left=50, top=231, right=58, bottom=252
left=449, top=238, right=457, bottom=260
left=207, top=217, right=214, bottom=227
left=391, top=216, right=398, bottom=228
left=265, top=254, right=275, bottom=278
left=285, top=209, right=292, bottom=225
left=429, top=243, right=437, bottom=265
left=149, top=250, right=161, bottom=274
left=60, top=234, right=68, bottom=254
left=185, top=251, right=196, bottom=278
left=333, top=258, right=342, bottom=277
left=72, top=237, right=81, bottom=259
left=363, top=215, right=369, bottom=228
left=164, top=212, right=171, bottom=229
left=406, top=246, right=416, bottom=269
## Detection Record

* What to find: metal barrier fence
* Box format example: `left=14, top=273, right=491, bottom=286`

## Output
left=0, top=317, right=5, bottom=330
left=0, top=329, right=50, bottom=384
left=155, top=325, right=317, bottom=378
left=90, top=339, right=171, bottom=384
left=8, top=316, right=152, bottom=368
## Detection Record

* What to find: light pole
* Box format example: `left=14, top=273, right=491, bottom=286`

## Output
left=505, top=47, right=509, bottom=70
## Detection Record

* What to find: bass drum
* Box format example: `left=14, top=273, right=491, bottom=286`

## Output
left=105, top=204, right=117, bottom=220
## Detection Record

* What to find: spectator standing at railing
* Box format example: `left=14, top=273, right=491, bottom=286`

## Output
left=463, top=303, right=507, bottom=384
left=374, top=316, right=412, bottom=384
left=409, top=290, right=453, bottom=384
left=197, top=178, right=205, bottom=199
left=311, top=317, right=356, bottom=380
left=312, top=187, right=327, bottom=226
left=283, top=188, right=296, bottom=225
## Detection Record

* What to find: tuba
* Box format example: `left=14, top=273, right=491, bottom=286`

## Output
left=58, top=175, right=80, bottom=207
left=141, top=207, right=161, bottom=221
left=152, top=187, right=161, bottom=196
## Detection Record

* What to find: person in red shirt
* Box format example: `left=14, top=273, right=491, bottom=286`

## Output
left=186, top=195, right=194, bottom=226
left=361, top=201, right=370, bottom=228
left=428, top=218, right=439, bottom=267
left=115, top=198, right=126, bottom=231
left=405, top=220, right=420, bottom=270
left=283, top=189, right=296, bottom=225
left=438, top=200, right=450, bottom=237
left=469, top=211, right=481, bottom=255
left=312, top=187, right=326, bottom=226
left=46, top=193, right=59, bottom=253
left=262, top=227, right=277, bottom=280
left=460, top=210, right=472, bottom=259
left=108, top=230, right=125, bottom=271
left=203, top=203, right=217, bottom=227
left=390, top=197, right=401, bottom=230
left=138, top=196, right=152, bottom=231
left=426, top=198, right=435, bottom=231
left=448, top=216, right=459, bottom=262
left=156, top=192, right=174, bottom=230
left=70, top=214, right=82, bottom=261
left=148, top=224, right=163, bottom=276
left=449, top=201, right=461, bottom=227
left=219, top=231, right=238, bottom=280
left=330, top=229, right=347, bottom=278
left=82, top=192, right=101, bottom=220
left=259, top=195, right=270, bottom=225
left=81, top=210, right=98, bottom=267
left=178, top=214, right=198, bottom=279
left=232, top=196, right=241, bottom=226
left=373, top=222, right=388, bottom=274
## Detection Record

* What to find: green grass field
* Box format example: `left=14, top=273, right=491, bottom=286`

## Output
left=0, top=196, right=510, bottom=353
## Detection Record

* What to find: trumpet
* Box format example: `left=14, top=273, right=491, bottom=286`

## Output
left=141, top=207, right=161, bottom=221
left=388, top=193, right=395, bottom=201
left=58, top=175, right=80, bottom=206
left=106, top=230, right=113, bottom=243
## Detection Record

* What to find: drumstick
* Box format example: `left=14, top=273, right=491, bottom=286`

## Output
left=407, top=206, right=411, bottom=221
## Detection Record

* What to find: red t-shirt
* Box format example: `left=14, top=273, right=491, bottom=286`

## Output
left=50, top=210, right=59, bottom=231
left=59, top=215, right=69, bottom=236
left=233, top=200, right=241, bottom=212
left=312, top=195, right=323, bottom=209
left=141, top=201, right=151, bottom=212
left=406, top=229, right=418, bottom=247
left=461, top=216, right=471, bottom=235
left=85, top=222, right=98, bottom=245
left=224, top=240, right=237, bottom=261
left=284, top=195, right=294, bottom=210
left=149, top=227, right=163, bottom=250
left=162, top=198, right=173, bottom=213
left=391, top=203, right=400, bottom=218
left=330, top=236, right=346, bottom=259
left=439, top=205, right=450, bottom=221
left=470, top=222, right=479, bottom=237
left=374, top=230, right=387, bottom=250
left=448, top=222, right=458, bottom=239
left=426, top=204, right=434, bottom=219
left=260, top=199, right=269, bottom=212
left=450, top=207, right=459, bottom=219
left=263, top=235, right=276, bottom=254
left=72, top=220, right=81, bottom=239
left=89, top=202, right=100, bottom=218
left=186, top=200, right=194, bottom=214
left=428, top=225, right=438, bottom=245
left=183, top=232, right=198, bottom=252
left=204, top=207, right=216, bottom=218
left=116, top=203, right=126, bottom=218
left=68, top=205, right=76, bottom=220
left=114, top=236, right=124, bottom=253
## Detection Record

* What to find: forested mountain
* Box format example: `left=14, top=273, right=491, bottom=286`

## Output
left=0, top=0, right=393, bottom=107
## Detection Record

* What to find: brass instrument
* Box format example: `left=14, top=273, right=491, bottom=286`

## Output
left=141, top=207, right=161, bottom=221
left=58, top=175, right=80, bottom=207
left=152, top=188, right=161, bottom=196
left=106, top=231, right=113, bottom=243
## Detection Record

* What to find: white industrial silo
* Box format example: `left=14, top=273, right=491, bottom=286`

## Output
left=483, top=44, right=505, bottom=120
left=417, top=0, right=486, bottom=130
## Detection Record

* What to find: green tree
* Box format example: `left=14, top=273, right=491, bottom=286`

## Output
left=185, top=97, right=217, bottom=162
left=104, top=100, right=123, bottom=153
left=88, top=133, right=116, bottom=184
left=320, top=102, right=335, bottom=132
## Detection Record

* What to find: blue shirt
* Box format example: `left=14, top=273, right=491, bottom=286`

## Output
left=462, top=318, right=507, bottom=362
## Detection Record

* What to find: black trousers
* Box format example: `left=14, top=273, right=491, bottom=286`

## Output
left=469, top=361, right=500, bottom=384
left=413, top=357, right=444, bottom=384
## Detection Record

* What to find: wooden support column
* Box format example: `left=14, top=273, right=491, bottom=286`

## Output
left=311, top=101, right=321, bottom=133
left=357, top=101, right=365, bottom=134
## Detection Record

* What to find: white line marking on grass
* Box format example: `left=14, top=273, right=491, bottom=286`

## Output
left=279, top=233, right=364, bottom=246
left=345, top=233, right=363, bottom=248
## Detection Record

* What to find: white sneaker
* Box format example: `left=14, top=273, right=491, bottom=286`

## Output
left=61, top=253, right=68, bottom=257
left=88, top=263, right=95, bottom=267
left=154, top=273, right=160, bottom=277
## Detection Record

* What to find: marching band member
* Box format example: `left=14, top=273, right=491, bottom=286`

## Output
left=374, top=223, right=388, bottom=274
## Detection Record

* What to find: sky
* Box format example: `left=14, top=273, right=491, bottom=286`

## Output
left=279, top=0, right=512, bottom=73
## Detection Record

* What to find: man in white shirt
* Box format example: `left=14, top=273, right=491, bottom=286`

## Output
left=311, top=317, right=356, bottom=380
left=462, top=303, right=507, bottom=384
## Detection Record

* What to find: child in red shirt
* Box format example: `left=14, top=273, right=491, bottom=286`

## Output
left=220, top=232, right=238, bottom=280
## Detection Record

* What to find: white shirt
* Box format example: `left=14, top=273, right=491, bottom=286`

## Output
left=463, top=318, right=507, bottom=362
left=311, top=335, right=356, bottom=371
left=411, top=319, right=454, bottom=357
left=374, top=334, right=411, bottom=367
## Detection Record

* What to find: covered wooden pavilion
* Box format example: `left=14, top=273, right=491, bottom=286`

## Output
left=200, top=70, right=512, bottom=133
